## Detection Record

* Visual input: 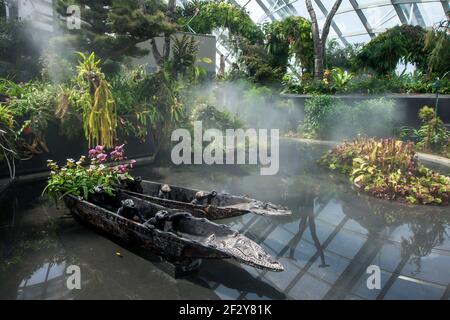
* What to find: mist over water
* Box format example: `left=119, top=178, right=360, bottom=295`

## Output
left=183, top=80, right=301, bottom=134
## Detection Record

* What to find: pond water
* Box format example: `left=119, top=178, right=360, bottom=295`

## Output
left=1, top=140, right=450, bottom=300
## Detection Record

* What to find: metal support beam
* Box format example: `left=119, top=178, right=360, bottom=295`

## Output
left=440, top=0, right=449, bottom=14
left=350, top=0, right=376, bottom=38
left=392, top=0, right=409, bottom=24
left=412, top=3, right=426, bottom=26
left=313, top=0, right=350, bottom=46
left=255, top=0, right=276, bottom=21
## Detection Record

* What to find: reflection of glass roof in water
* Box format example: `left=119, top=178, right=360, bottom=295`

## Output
left=178, top=0, right=449, bottom=68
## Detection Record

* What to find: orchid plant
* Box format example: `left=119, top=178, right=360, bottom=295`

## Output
left=43, top=144, right=136, bottom=201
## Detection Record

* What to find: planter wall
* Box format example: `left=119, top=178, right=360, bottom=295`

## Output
left=281, top=94, right=450, bottom=128
left=0, top=121, right=157, bottom=179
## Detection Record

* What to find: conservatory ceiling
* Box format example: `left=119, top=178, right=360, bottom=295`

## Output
left=230, top=0, right=449, bottom=45
left=179, top=0, right=449, bottom=68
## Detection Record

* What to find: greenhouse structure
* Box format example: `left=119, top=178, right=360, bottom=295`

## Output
left=0, top=0, right=449, bottom=302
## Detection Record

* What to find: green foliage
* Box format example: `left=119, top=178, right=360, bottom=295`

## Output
left=178, top=1, right=264, bottom=43
left=286, top=71, right=450, bottom=95
left=190, top=103, right=242, bottom=130
left=400, top=106, right=450, bottom=156
left=44, top=146, right=134, bottom=201
left=170, top=34, right=199, bottom=77
left=299, top=96, right=395, bottom=140
left=179, top=1, right=313, bottom=85
left=0, top=103, right=17, bottom=177
left=424, top=18, right=450, bottom=77
left=351, top=98, right=395, bottom=138
left=0, top=103, right=16, bottom=162
left=356, top=25, right=428, bottom=76
left=319, top=138, right=450, bottom=205
left=53, top=0, right=175, bottom=67
left=5, top=81, right=57, bottom=155
left=329, top=67, right=353, bottom=91
left=0, top=104, right=13, bottom=129
left=263, top=16, right=313, bottom=74
left=64, top=52, right=117, bottom=148
left=135, top=66, right=185, bottom=149
left=325, top=39, right=361, bottom=71
left=0, top=18, right=41, bottom=81
left=299, top=95, right=338, bottom=139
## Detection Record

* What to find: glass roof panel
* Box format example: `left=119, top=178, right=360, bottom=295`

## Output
left=414, top=2, right=448, bottom=26
left=344, top=33, right=371, bottom=44
left=245, top=1, right=267, bottom=22
left=333, top=10, right=367, bottom=37
left=361, top=5, right=401, bottom=31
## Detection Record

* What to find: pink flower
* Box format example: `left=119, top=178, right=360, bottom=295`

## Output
left=110, top=150, right=124, bottom=161
left=95, top=145, right=104, bottom=152
left=115, top=164, right=129, bottom=174
left=129, top=159, right=136, bottom=168
left=115, top=144, right=125, bottom=152
left=110, top=145, right=126, bottom=161
left=96, top=153, right=107, bottom=163
left=88, top=148, right=97, bottom=158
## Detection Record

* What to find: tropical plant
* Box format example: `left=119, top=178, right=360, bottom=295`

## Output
left=263, top=16, right=314, bottom=75
left=355, top=25, right=428, bottom=76
left=325, top=39, right=362, bottom=71
left=190, top=103, right=242, bottom=131
left=298, top=96, right=395, bottom=140
left=299, top=95, right=344, bottom=139
left=64, top=52, right=117, bottom=148
left=0, top=104, right=17, bottom=178
left=170, top=34, right=199, bottom=77
left=319, top=138, right=450, bottom=205
left=424, top=17, right=450, bottom=78
left=400, top=106, right=450, bottom=155
left=54, top=0, right=175, bottom=67
left=4, top=81, right=58, bottom=155
left=329, top=67, right=353, bottom=91
left=43, top=145, right=136, bottom=201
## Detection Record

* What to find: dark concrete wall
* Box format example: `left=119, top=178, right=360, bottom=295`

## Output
left=281, top=94, right=450, bottom=128
left=0, top=121, right=157, bottom=179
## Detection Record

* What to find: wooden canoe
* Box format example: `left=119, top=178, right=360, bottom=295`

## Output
left=123, top=179, right=292, bottom=220
left=63, top=193, right=284, bottom=272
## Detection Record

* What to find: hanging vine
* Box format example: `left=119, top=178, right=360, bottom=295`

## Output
left=61, top=52, right=117, bottom=148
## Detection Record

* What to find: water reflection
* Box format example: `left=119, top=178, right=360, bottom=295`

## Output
left=1, top=140, right=450, bottom=299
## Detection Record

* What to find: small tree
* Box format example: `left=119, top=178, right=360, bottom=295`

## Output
left=305, top=0, right=342, bottom=80
left=54, top=0, right=176, bottom=67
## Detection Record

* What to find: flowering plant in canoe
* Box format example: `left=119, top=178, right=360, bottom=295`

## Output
left=43, top=145, right=136, bottom=201
left=319, top=138, right=450, bottom=205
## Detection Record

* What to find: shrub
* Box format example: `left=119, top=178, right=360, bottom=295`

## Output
left=299, top=96, right=395, bottom=140
left=190, top=103, right=242, bottom=130
left=44, top=145, right=135, bottom=201
left=351, top=98, right=395, bottom=137
left=319, top=138, right=450, bottom=205
left=400, top=106, right=450, bottom=155
left=299, top=95, right=341, bottom=139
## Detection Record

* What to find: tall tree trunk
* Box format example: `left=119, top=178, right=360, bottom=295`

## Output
left=148, top=0, right=176, bottom=67
left=162, top=0, right=176, bottom=61
left=305, top=0, right=342, bottom=81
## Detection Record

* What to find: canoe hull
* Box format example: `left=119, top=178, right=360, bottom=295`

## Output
left=63, top=195, right=284, bottom=272
left=64, top=195, right=226, bottom=261
left=124, top=180, right=292, bottom=220
left=124, top=190, right=247, bottom=220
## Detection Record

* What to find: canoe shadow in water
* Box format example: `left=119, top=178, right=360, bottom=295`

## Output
left=64, top=215, right=285, bottom=299
left=185, top=259, right=286, bottom=300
